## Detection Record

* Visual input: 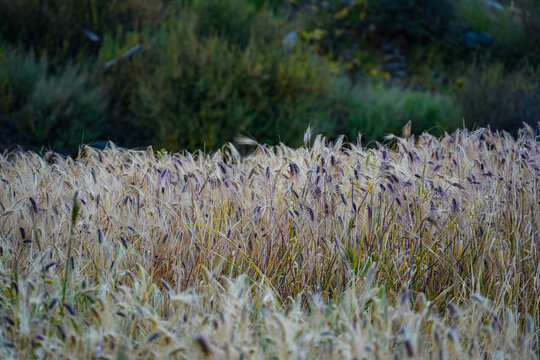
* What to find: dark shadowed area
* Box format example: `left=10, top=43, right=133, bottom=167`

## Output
left=1, top=0, right=539, bottom=154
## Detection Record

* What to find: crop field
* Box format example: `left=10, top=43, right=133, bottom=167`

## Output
left=0, top=128, right=538, bottom=359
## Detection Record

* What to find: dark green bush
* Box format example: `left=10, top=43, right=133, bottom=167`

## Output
left=291, top=0, right=464, bottom=78
left=302, top=0, right=460, bottom=48
left=0, top=0, right=169, bottom=62
left=514, top=0, right=540, bottom=65
left=175, top=0, right=292, bottom=48
left=0, top=49, right=107, bottom=153
left=189, top=0, right=259, bottom=48
left=455, top=63, right=540, bottom=133
left=369, top=0, right=458, bottom=44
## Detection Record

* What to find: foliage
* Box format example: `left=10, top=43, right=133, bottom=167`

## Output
left=323, top=77, right=461, bottom=144
left=299, top=0, right=461, bottom=61
left=456, top=0, right=540, bottom=65
left=102, top=2, right=332, bottom=151
left=0, top=0, right=538, bottom=154
left=455, top=63, right=540, bottom=133
left=0, top=49, right=107, bottom=153
left=188, top=0, right=286, bottom=48
left=368, top=0, right=458, bottom=44
left=0, top=0, right=169, bottom=62
left=514, top=0, right=540, bottom=64
left=300, top=0, right=369, bottom=58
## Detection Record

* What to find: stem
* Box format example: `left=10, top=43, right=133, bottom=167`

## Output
left=62, top=195, right=80, bottom=313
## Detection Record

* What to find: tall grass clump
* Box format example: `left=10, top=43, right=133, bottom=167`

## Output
left=325, top=78, right=461, bottom=143
left=0, top=128, right=538, bottom=358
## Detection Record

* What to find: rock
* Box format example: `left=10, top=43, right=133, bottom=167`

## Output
left=464, top=32, right=494, bottom=48
left=478, top=0, right=504, bottom=11
left=282, top=30, right=298, bottom=50
left=83, top=29, right=100, bottom=43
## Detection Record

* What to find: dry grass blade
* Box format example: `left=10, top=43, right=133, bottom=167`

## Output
left=0, top=128, right=538, bottom=358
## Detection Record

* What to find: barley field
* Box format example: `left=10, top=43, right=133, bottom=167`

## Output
left=0, top=128, right=538, bottom=359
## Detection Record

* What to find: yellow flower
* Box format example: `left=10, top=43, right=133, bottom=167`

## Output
left=334, top=7, right=350, bottom=19
left=369, top=68, right=379, bottom=76
left=309, top=29, right=327, bottom=41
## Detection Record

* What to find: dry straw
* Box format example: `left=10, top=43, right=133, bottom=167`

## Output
left=0, top=128, right=538, bottom=358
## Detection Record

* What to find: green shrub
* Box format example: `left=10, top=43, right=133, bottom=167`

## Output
left=322, top=77, right=461, bottom=143
left=0, top=49, right=107, bottom=153
left=95, top=30, right=152, bottom=148
left=94, top=1, right=333, bottom=151
left=300, top=0, right=369, bottom=56
left=455, top=63, right=540, bottom=133
left=127, top=9, right=331, bottom=151
left=173, top=0, right=292, bottom=48
left=189, top=0, right=261, bottom=48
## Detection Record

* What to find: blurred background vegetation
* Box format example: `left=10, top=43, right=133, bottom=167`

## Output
left=0, top=0, right=539, bottom=154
